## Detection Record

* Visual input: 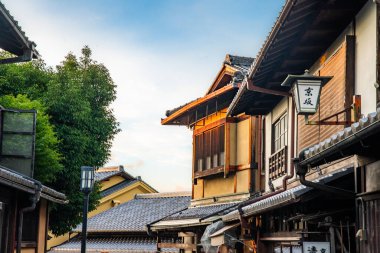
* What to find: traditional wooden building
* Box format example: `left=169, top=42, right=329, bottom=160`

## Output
left=155, top=0, right=380, bottom=252
left=0, top=3, right=67, bottom=253
left=151, top=54, right=266, bottom=252
left=47, top=165, right=157, bottom=249
left=221, top=0, right=380, bottom=252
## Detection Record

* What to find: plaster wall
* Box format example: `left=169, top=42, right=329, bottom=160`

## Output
left=355, top=0, right=377, bottom=115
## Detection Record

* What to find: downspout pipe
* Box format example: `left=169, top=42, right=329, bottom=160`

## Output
left=237, top=102, right=296, bottom=226
left=17, top=181, right=42, bottom=253
left=293, top=150, right=354, bottom=199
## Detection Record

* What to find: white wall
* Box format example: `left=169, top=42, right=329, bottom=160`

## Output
left=355, top=0, right=377, bottom=115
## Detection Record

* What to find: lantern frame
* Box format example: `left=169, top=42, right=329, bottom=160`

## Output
left=281, top=70, right=332, bottom=115
left=80, top=166, right=94, bottom=193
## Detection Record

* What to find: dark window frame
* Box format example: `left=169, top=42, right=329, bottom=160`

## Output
left=272, top=113, right=288, bottom=154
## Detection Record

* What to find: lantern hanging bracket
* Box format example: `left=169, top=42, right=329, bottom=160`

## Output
left=247, top=79, right=291, bottom=97
left=304, top=95, right=361, bottom=126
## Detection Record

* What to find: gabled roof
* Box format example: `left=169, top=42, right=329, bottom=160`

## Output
left=95, top=165, right=134, bottom=182
left=228, top=0, right=368, bottom=116
left=162, top=54, right=253, bottom=126
left=0, top=2, right=39, bottom=62
left=74, top=192, right=191, bottom=233
left=0, top=166, right=66, bottom=204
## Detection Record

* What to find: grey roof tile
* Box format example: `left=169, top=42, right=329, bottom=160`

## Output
left=100, top=179, right=137, bottom=197
left=164, top=202, right=239, bottom=221
left=304, top=108, right=380, bottom=159
left=0, top=166, right=66, bottom=203
left=49, top=236, right=180, bottom=253
left=74, top=192, right=191, bottom=233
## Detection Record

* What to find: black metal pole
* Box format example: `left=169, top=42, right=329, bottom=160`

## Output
left=81, top=192, right=89, bottom=253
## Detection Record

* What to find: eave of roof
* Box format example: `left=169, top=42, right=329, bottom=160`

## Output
left=161, top=83, right=239, bottom=126
left=223, top=167, right=353, bottom=222
left=0, top=166, right=67, bottom=204
left=227, top=0, right=368, bottom=116
left=300, top=108, right=380, bottom=168
left=0, top=2, right=39, bottom=60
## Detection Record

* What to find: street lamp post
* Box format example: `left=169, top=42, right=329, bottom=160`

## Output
left=80, top=166, right=95, bottom=253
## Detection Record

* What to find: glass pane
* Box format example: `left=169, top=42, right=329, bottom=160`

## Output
left=3, top=111, right=34, bottom=133
left=0, top=157, right=33, bottom=177
left=220, top=152, right=225, bottom=166
left=2, top=134, right=33, bottom=157
left=213, top=154, right=218, bottom=168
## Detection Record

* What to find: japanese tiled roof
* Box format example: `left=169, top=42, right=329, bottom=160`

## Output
left=74, top=192, right=191, bottom=233
left=224, top=54, right=254, bottom=74
left=0, top=2, right=39, bottom=57
left=164, top=54, right=253, bottom=118
left=49, top=236, right=180, bottom=253
left=100, top=179, right=138, bottom=197
left=302, top=108, right=380, bottom=164
left=223, top=167, right=353, bottom=222
left=0, top=166, right=66, bottom=203
left=163, top=202, right=239, bottom=221
left=95, top=165, right=134, bottom=182
left=228, top=0, right=367, bottom=116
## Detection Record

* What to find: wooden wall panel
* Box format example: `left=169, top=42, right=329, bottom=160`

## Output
left=298, top=41, right=347, bottom=150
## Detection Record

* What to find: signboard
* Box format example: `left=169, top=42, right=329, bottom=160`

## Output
left=303, top=242, right=330, bottom=253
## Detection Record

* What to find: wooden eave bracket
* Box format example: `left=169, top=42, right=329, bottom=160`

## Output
left=247, top=79, right=291, bottom=97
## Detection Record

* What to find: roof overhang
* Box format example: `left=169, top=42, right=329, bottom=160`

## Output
left=0, top=2, right=39, bottom=64
left=0, top=166, right=67, bottom=204
left=223, top=167, right=353, bottom=222
left=299, top=109, right=380, bottom=169
left=228, top=0, right=368, bottom=116
left=162, top=83, right=239, bottom=126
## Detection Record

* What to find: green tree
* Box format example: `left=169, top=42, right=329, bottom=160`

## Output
left=0, top=46, right=119, bottom=235
left=0, top=94, right=62, bottom=183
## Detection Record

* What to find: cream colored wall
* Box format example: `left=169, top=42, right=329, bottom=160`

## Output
left=355, top=0, right=377, bottom=115
left=203, top=176, right=235, bottom=197
left=193, top=178, right=204, bottom=199
left=236, top=170, right=250, bottom=193
left=100, top=175, right=125, bottom=190
left=236, top=119, right=250, bottom=165
left=264, top=97, right=294, bottom=192
left=37, top=199, right=47, bottom=253
left=229, top=122, right=237, bottom=166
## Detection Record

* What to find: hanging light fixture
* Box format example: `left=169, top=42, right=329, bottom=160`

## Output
left=281, top=70, right=332, bottom=115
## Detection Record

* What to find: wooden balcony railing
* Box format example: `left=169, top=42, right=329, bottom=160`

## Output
left=269, top=146, right=287, bottom=180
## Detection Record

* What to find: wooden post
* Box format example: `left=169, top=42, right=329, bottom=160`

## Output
left=345, top=35, right=355, bottom=124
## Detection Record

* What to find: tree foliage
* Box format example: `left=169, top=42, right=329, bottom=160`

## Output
left=0, top=94, right=62, bottom=183
left=0, top=46, right=119, bottom=235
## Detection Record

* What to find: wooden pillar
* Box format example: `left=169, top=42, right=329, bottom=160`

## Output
left=345, top=35, right=355, bottom=124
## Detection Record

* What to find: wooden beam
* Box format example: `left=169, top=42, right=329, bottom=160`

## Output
left=161, top=84, right=237, bottom=125
left=247, top=79, right=291, bottom=97
left=345, top=35, right=355, bottom=124
left=158, top=243, right=197, bottom=251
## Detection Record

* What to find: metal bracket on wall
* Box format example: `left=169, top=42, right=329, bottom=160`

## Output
left=305, top=95, right=361, bottom=126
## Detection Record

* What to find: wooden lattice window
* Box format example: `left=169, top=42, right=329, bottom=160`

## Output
left=269, top=146, right=287, bottom=180
left=194, top=125, right=225, bottom=173
left=273, top=113, right=287, bottom=153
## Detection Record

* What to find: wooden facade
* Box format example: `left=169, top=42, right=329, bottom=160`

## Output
left=159, top=1, right=379, bottom=253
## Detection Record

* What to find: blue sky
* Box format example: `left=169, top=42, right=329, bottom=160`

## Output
left=3, top=0, right=284, bottom=192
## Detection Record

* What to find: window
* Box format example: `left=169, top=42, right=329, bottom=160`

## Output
left=194, top=125, right=225, bottom=172
left=273, top=113, right=287, bottom=153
